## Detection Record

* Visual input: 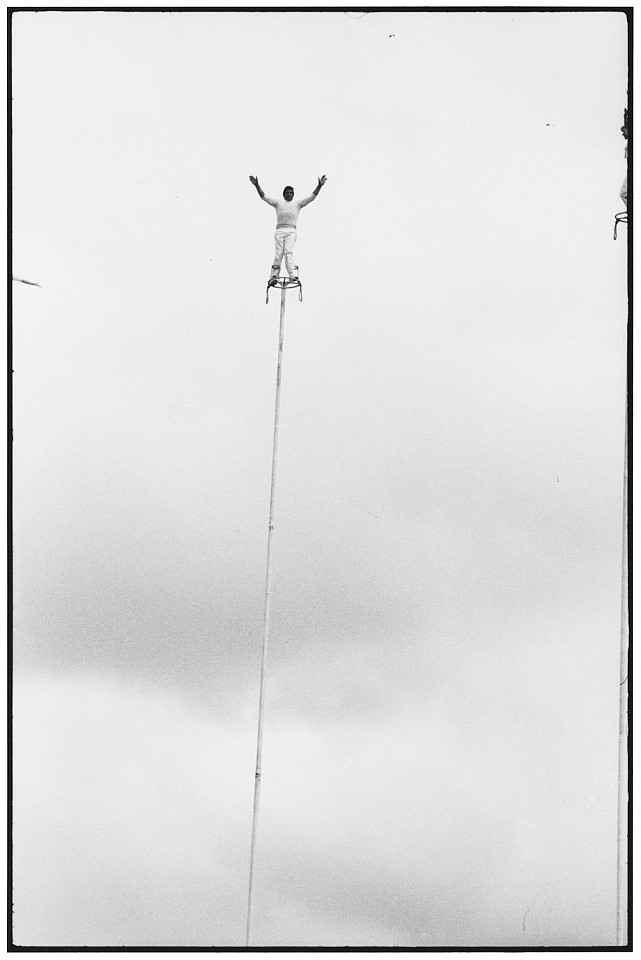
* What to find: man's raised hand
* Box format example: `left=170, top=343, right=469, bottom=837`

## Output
left=313, top=175, right=327, bottom=197
left=249, top=175, right=265, bottom=198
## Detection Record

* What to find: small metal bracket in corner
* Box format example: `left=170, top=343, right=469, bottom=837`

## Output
left=614, top=211, right=628, bottom=240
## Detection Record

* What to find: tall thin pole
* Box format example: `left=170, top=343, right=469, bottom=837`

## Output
left=246, top=283, right=288, bottom=947
left=616, top=400, right=628, bottom=945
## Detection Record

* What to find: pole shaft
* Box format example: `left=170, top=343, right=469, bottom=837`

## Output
left=246, top=284, right=287, bottom=946
left=616, top=401, right=628, bottom=945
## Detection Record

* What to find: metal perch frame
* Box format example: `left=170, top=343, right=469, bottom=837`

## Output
left=613, top=211, right=628, bottom=240
left=266, top=275, right=303, bottom=304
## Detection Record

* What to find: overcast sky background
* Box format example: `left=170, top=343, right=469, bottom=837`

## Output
left=11, top=9, right=628, bottom=948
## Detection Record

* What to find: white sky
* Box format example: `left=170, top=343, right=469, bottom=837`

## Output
left=11, top=8, right=628, bottom=948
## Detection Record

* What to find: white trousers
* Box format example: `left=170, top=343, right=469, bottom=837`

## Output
left=272, top=228, right=297, bottom=276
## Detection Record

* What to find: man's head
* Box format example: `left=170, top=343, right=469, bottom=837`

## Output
left=283, top=186, right=294, bottom=201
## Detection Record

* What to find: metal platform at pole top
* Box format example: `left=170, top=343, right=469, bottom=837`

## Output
left=266, top=276, right=303, bottom=304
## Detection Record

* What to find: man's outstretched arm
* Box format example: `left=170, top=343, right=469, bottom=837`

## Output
left=299, top=175, right=328, bottom=208
left=313, top=175, right=327, bottom=197
left=249, top=175, right=265, bottom=199
left=249, top=175, right=277, bottom=206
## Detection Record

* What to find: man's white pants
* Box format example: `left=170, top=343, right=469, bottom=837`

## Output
left=272, top=228, right=297, bottom=277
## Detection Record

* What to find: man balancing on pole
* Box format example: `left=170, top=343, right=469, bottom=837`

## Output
left=249, top=175, right=327, bottom=286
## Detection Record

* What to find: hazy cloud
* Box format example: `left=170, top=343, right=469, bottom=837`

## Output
left=13, top=672, right=617, bottom=946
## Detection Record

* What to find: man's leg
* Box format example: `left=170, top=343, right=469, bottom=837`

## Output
left=283, top=232, right=297, bottom=277
left=271, top=233, right=284, bottom=280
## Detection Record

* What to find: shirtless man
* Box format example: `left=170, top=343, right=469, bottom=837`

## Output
left=249, top=176, right=327, bottom=284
